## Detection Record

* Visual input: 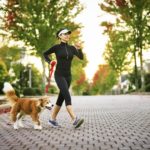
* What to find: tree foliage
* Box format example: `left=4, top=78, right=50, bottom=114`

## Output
left=1, top=0, right=83, bottom=55
left=0, top=59, right=8, bottom=81
left=71, top=54, right=88, bottom=95
left=0, top=0, right=86, bottom=93
left=103, top=29, right=132, bottom=74
left=0, top=45, right=21, bottom=70
left=12, top=63, right=43, bottom=88
left=91, top=64, right=117, bottom=95
left=100, top=0, right=150, bottom=90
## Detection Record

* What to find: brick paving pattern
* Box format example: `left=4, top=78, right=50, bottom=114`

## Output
left=0, top=95, right=150, bottom=150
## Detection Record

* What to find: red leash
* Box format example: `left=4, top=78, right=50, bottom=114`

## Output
left=45, top=61, right=56, bottom=93
left=0, top=106, right=11, bottom=115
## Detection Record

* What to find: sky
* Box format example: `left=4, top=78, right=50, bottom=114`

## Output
left=75, top=0, right=109, bottom=80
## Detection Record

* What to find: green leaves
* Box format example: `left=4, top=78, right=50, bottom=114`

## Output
left=0, top=0, right=85, bottom=93
left=91, top=65, right=117, bottom=95
left=1, top=0, right=83, bottom=55
left=100, top=0, right=150, bottom=90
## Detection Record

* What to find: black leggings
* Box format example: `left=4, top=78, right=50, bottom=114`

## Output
left=55, top=74, right=72, bottom=106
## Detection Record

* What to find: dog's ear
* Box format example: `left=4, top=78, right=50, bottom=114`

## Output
left=39, top=98, right=44, bottom=102
left=41, top=96, right=50, bottom=102
left=39, top=97, right=49, bottom=107
left=38, top=98, right=44, bottom=107
left=36, top=98, right=44, bottom=107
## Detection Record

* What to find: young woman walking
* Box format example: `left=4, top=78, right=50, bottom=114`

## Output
left=43, top=28, right=84, bottom=128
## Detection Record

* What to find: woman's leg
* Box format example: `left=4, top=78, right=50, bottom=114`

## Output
left=55, top=75, right=76, bottom=120
left=56, top=92, right=65, bottom=106
left=51, top=105, right=61, bottom=120
left=65, top=76, right=84, bottom=128
left=51, top=92, right=64, bottom=120
left=52, top=75, right=84, bottom=128
left=50, top=73, right=67, bottom=120
left=66, top=105, right=76, bottom=120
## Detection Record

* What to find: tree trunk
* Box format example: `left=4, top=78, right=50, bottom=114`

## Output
left=133, top=48, right=139, bottom=90
left=139, top=23, right=145, bottom=91
left=41, top=58, right=46, bottom=95
left=137, top=1, right=145, bottom=91
left=139, top=45, right=145, bottom=91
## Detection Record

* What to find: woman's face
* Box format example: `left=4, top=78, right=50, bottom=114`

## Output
left=59, top=33, right=70, bottom=42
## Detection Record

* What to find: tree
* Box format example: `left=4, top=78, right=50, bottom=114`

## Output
left=0, top=45, right=21, bottom=70
left=100, top=0, right=150, bottom=91
left=0, top=59, right=8, bottom=81
left=101, top=21, right=139, bottom=89
left=12, top=63, right=42, bottom=87
left=71, top=53, right=88, bottom=95
left=91, top=64, right=117, bottom=95
left=103, top=29, right=131, bottom=74
left=0, top=59, right=8, bottom=94
left=1, top=0, right=83, bottom=92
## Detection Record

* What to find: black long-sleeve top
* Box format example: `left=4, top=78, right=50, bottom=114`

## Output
left=43, top=42, right=84, bottom=76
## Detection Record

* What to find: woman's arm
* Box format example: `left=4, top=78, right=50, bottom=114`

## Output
left=72, top=43, right=83, bottom=59
left=43, top=45, right=56, bottom=63
left=72, top=46, right=84, bottom=60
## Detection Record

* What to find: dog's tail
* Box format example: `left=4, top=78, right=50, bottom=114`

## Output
left=3, top=82, right=18, bottom=105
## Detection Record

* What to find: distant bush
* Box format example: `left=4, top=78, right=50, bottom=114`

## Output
left=82, top=90, right=90, bottom=95
left=145, top=84, right=150, bottom=92
left=14, top=88, right=20, bottom=97
left=23, top=87, right=43, bottom=96
left=0, top=82, right=3, bottom=94
left=34, top=88, right=42, bottom=95
left=48, top=85, right=58, bottom=94
left=23, top=88, right=35, bottom=96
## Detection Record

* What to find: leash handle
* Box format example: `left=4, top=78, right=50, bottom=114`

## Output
left=45, top=61, right=56, bottom=93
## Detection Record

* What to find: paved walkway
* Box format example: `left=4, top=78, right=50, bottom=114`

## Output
left=0, top=95, right=150, bottom=150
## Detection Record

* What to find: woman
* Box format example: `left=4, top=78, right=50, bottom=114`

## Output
left=43, top=28, right=84, bottom=128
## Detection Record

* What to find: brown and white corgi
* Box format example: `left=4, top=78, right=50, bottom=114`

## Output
left=3, top=82, right=53, bottom=130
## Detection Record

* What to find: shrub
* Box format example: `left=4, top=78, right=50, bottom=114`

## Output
left=145, top=84, right=150, bottom=92
left=23, top=87, right=43, bottom=96
left=34, top=88, right=42, bottom=95
left=48, top=85, right=58, bottom=94
left=0, top=82, right=3, bottom=95
left=23, top=88, right=35, bottom=96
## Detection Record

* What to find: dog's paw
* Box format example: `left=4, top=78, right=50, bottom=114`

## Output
left=34, top=124, right=42, bottom=130
left=13, top=123, right=19, bottom=130
left=18, top=121, right=24, bottom=128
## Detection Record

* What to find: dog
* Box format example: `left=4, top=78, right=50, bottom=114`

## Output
left=3, top=82, right=53, bottom=130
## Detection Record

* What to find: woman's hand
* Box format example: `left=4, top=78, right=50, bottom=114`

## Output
left=50, top=60, right=57, bottom=67
left=74, top=42, right=83, bottom=50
